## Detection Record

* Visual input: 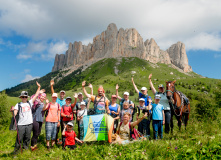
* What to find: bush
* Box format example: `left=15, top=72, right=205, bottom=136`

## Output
left=0, top=91, right=10, bottom=128
left=195, top=98, right=218, bottom=121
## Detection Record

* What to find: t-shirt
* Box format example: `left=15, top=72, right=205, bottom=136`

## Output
left=46, top=102, right=61, bottom=122
left=91, top=96, right=109, bottom=114
left=32, top=102, right=45, bottom=122
left=120, top=108, right=132, bottom=122
left=117, top=122, right=134, bottom=140
left=156, top=92, right=170, bottom=110
left=61, top=104, right=73, bottom=122
left=139, top=92, right=152, bottom=106
left=56, top=98, right=66, bottom=110
left=14, top=100, right=33, bottom=125
left=77, top=109, right=87, bottom=125
left=64, top=130, right=76, bottom=146
left=137, top=105, right=149, bottom=119
left=120, top=99, right=134, bottom=110
left=152, top=103, right=164, bottom=120
left=74, top=99, right=88, bottom=111
left=109, top=103, right=119, bottom=118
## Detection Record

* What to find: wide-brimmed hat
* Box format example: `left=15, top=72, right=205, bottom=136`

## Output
left=19, top=91, right=29, bottom=98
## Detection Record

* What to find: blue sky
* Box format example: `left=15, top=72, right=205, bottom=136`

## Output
left=0, top=0, right=221, bottom=91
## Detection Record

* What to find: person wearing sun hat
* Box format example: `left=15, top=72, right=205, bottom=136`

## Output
left=149, top=94, right=165, bottom=140
left=149, top=73, right=171, bottom=134
left=13, top=82, right=42, bottom=154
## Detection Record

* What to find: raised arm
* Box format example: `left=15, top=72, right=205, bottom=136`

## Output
left=131, top=113, right=147, bottom=127
left=62, top=125, right=66, bottom=136
left=148, top=73, right=157, bottom=95
left=88, top=83, right=93, bottom=96
left=71, top=93, right=78, bottom=109
left=132, top=78, right=139, bottom=94
left=87, top=99, right=91, bottom=110
left=116, top=84, right=122, bottom=100
left=31, top=82, right=41, bottom=103
left=148, top=98, right=152, bottom=110
left=50, top=80, right=55, bottom=94
left=42, top=99, right=49, bottom=111
left=82, top=81, right=92, bottom=98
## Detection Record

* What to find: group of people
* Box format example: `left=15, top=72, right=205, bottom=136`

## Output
left=11, top=73, right=172, bottom=154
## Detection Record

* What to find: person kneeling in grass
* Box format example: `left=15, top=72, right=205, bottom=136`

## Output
left=62, top=122, right=83, bottom=150
left=149, top=94, right=165, bottom=140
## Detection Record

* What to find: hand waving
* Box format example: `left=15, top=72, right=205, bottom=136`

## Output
left=116, top=84, right=119, bottom=90
left=36, top=81, right=41, bottom=88
left=40, top=89, right=45, bottom=94
left=73, top=93, right=78, bottom=99
left=148, top=73, right=152, bottom=80
left=82, top=81, right=86, bottom=87
left=88, top=83, right=93, bottom=89
left=50, top=79, right=54, bottom=86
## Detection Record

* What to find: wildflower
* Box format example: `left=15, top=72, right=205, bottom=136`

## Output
left=167, top=147, right=170, bottom=149
left=114, top=155, right=117, bottom=157
left=175, top=147, right=177, bottom=149
left=108, top=153, right=111, bottom=155
left=119, top=153, right=121, bottom=156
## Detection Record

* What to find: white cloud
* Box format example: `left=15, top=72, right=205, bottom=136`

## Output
left=48, top=41, right=68, bottom=58
left=0, top=0, right=221, bottom=53
left=21, top=74, right=40, bottom=83
left=214, top=53, right=221, bottom=58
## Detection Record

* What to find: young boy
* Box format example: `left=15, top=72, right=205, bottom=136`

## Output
left=62, top=122, right=83, bottom=150
left=77, top=102, right=88, bottom=140
left=149, top=94, right=165, bottom=139
left=119, top=102, right=132, bottom=122
left=136, top=98, right=151, bottom=137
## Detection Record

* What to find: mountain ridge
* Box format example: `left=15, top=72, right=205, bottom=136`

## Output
left=52, top=23, right=192, bottom=73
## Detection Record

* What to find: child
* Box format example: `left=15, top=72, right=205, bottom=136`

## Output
left=13, top=82, right=42, bottom=154
left=149, top=94, right=165, bottom=139
left=119, top=102, right=132, bottom=122
left=62, top=122, right=83, bottom=150
left=136, top=98, right=151, bottom=137
left=77, top=101, right=88, bottom=140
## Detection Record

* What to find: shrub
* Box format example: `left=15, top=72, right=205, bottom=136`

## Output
left=0, top=91, right=10, bottom=128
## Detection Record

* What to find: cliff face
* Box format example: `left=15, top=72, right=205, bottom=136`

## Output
left=52, top=23, right=192, bottom=72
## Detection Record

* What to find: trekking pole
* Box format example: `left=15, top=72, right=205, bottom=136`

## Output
left=13, top=112, right=22, bottom=154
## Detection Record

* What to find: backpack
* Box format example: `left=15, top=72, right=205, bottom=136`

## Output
left=9, top=101, right=31, bottom=130
left=119, top=122, right=141, bottom=140
left=94, top=96, right=106, bottom=114
left=120, top=99, right=133, bottom=110
left=45, top=103, right=60, bottom=118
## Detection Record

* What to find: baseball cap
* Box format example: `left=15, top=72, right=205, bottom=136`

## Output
left=111, top=95, right=117, bottom=98
left=158, top=84, right=164, bottom=88
left=78, top=92, right=83, bottom=96
left=66, top=97, right=72, bottom=101
left=141, top=87, right=147, bottom=91
left=155, top=94, right=161, bottom=99
left=67, top=122, right=73, bottom=127
left=124, top=92, right=129, bottom=96
left=52, top=93, right=58, bottom=98
left=139, top=98, right=145, bottom=102
left=80, top=101, right=86, bottom=106
left=60, top=90, right=66, bottom=94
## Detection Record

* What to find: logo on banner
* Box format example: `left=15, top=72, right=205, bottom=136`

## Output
left=89, top=119, right=107, bottom=134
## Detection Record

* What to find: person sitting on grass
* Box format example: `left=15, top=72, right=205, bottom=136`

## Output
left=42, top=93, right=61, bottom=150
left=149, top=94, right=165, bottom=140
left=62, top=122, right=83, bottom=150
left=77, top=101, right=88, bottom=140
left=119, top=102, right=132, bottom=122
left=116, top=112, right=147, bottom=144
left=82, top=81, right=109, bottom=115
left=61, top=94, right=77, bottom=147
left=13, top=81, right=42, bottom=154
left=136, top=98, right=151, bottom=137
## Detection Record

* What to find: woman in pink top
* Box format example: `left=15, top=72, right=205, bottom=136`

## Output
left=42, top=93, right=60, bottom=150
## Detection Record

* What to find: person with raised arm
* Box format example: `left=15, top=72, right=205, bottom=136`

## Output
left=149, top=73, right=171, bottom=134
left=82, top=81, right=109, bottom=115
left=13, top=82, right=42, bottom=154
left=132, top=77, right=152, bottom=135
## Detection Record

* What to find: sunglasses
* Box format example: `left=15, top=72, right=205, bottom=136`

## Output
left=21, top=96, right=28, bottom=98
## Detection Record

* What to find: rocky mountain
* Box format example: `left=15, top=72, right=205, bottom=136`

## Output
left=52, top=23, right=192, bottom=72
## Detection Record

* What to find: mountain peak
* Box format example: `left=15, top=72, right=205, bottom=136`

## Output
left=52, top=23, right=192, bottom=73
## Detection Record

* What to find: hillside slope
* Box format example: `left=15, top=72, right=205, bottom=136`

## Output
left=5, top=57, right=220, bottom=101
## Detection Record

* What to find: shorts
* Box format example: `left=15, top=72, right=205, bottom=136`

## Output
left=65, top=145, right=76, bottom=150
left=45, top=122, right=58, bottom=141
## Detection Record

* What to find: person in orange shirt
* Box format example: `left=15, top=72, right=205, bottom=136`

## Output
left=82, top=81, right=109, bottom=115
left=42, top=93, right=61, bottom=150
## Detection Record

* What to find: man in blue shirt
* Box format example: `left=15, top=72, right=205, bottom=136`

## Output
left=50, top=80, right=66, bottom=145
left=149, top=94, right=165, bottom=139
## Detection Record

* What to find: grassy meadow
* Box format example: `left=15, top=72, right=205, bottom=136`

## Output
left=1, top=57, right=221, bottom=159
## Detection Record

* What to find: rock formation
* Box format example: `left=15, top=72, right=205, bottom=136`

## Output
left=52, top=23, right=192, bottom=72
